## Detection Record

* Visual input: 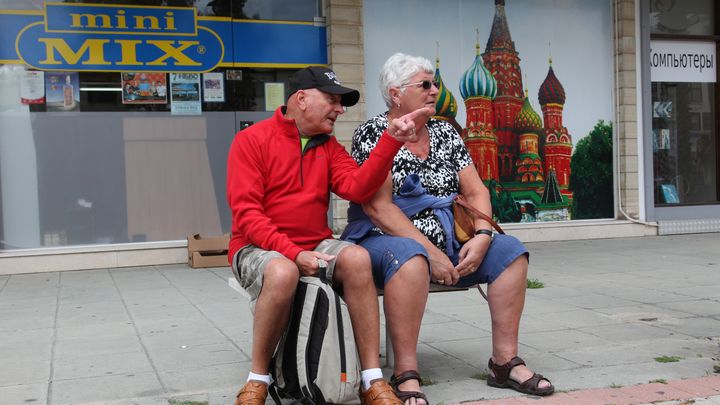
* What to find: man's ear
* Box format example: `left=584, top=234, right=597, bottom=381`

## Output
left=295, top=89, right=308, bottom=111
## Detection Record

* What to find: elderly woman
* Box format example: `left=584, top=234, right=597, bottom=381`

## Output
left=341, top=53, right=554, bottom=403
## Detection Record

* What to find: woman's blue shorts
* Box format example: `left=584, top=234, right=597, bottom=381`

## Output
left=357, top=232, right=528, bottom=289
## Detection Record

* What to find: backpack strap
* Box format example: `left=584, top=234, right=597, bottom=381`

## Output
left=268, top=382, right=283, bottom=405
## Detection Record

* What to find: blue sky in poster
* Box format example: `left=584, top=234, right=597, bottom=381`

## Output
left=363, top=0, right=614, bottom=147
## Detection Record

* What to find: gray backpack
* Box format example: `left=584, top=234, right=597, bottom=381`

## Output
left=269, top=272, right=361, bottom=405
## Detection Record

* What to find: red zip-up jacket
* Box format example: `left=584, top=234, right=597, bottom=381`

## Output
left=227, top=106, right=403, bottom=263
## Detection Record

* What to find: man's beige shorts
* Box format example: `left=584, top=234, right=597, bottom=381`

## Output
left=231, top=239, right=353, bottom=311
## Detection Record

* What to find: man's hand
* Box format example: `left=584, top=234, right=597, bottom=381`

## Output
left=295, top=251, right=336, bottom=277
left=387, top=107, right=435, bottom=142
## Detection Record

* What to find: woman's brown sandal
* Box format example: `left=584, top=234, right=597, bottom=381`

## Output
left=389, top=370, right=430, bottom=405
left=487, top=357, right=554, bottom=396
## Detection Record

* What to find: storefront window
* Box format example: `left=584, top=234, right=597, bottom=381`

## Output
left=652, top=82, right=717, bottom=204
left=0, top=0, right=324, bottom=250
left=650, top=0, right=714, bottom=36
left=649, top=0, right=718, bottom=206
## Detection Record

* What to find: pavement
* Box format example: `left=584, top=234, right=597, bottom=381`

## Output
left=1, top=233, right=719, bottom=405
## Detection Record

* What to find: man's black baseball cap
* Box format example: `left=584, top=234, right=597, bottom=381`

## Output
left=288, top=66, right=360, bottom=107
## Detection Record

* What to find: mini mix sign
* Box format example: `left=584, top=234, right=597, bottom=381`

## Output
left=15, top=3, right=224, bottom=72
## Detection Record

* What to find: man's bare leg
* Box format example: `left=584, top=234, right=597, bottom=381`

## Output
left=332, top=245, right=381, bottom=369
left=249, top=257, right=300, bottom=374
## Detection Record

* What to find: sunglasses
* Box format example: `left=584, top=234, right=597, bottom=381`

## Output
left=401, top=80, right=439, bottom=90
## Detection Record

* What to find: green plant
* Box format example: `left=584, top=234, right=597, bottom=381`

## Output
left=471, top=371, right=489, bottom=380
left=570, top=120, right=614, bottom=219
left=420, top=377, right=436, bottom=386
left=654, top=355, right=683, bottom=363
left=649, top=379, right=667, bottom=384
left=610, top=382, right=623, bottom=388
left=526, top=278, right=544, bottom=289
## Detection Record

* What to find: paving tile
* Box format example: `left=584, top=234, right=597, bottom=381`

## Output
left=55, top=305, right=131, bottom=328
left=158, top=362, right=248, bottom=393
left=52, top=350, right=154, bottom=380
left=652, top=316, right=720, bottom=338
left=518, top=329, right=614, bottom=353
left=146, top=342, right=248, bottom=371
left=121, top=287, right=191, bottom=309
left=110, top=266, right=169, bottom=285
left=418, top=319, right=490, bottom=343
left=0, top=383, right=47, bottom=405
left=667, top=376, right=720, bottom=396
left=1, top=329, right=54, bottom=358
left=555, top=341, right=658, bottom=367
left=50, top=372, right=164, bottom=404
left=549, top=293, right=641, bottom=310
left=0, top=305, right=56, bottom=332
left=657, top=299, right=720, bottom=317
left=139, top=325, right=230, bottom=350
left=54, top=321, right=137, bottom=341
left=59, top=269, right=114, bottom=288
left=578, top=322, right=681, bottom=342
left=562, top=387, right=645, bottom=405
left=54, top=333, right=144, bottom=359
left=58, top=287, right=123, bottom=305
left=0, top=358, right=50, bottom=386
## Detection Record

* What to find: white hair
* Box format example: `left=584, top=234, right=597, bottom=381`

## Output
left=378, top=53, right=434, bottom=108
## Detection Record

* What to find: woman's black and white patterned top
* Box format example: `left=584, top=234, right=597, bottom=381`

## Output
left=352, top=111, right=473, bottom=253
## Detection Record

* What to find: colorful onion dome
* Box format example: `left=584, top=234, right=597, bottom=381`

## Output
left=538, top=61, right=566, bottom=105
left=433, top=63, right=458, bottom=119
left=514, top=93, right=542, bottom=130
left=459, top=44, right=497, bottom=100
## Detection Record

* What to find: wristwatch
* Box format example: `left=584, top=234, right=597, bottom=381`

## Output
left=474, top=229, right=494, bottom=240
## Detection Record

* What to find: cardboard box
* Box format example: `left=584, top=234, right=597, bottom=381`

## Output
left=187, top=233, right=230, bottom=268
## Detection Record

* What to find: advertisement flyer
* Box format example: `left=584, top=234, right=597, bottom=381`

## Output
left=121, top=72, right=167, bottom=104
left=264, top=82, right=284, bottom=111
left=45, top=71, right=79, bottom=112
left=202, top=72, right=225, bottom=102
left=170, top=73, right=202, bottom=115
left=20, top=70, right=45, bottom=105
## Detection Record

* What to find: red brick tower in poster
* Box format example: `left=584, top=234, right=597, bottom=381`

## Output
left=459, top=41, right=499, bottom=181
left=539, top=59, right=573, bottom=196
left=482, top=0, right=524, bottom=182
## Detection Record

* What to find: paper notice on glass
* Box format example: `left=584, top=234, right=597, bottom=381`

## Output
left=20, top=70, right=45, bottom=104
left=265, top=82, right=285, bottom=111
left=202, top=72, right=225, bottom=102
left=45, top=71, right=79, bottom=112
left=121, top=72, right=167, bottom=104
left=170, top=73, right=202, bottom=115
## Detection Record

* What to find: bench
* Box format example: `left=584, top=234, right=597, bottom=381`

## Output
left=227, top=277, right=486, bottom=368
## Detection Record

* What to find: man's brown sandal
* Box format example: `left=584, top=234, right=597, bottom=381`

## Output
left=389, top=370, right=430, bottom=405
left=361, top=379, right=404, bottom=405
left=487, top=357, right=554, bottom=396
left=234, top=380, right=268, bottom=405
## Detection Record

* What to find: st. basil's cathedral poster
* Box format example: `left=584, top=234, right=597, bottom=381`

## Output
left=364, top=0, right=614, bottom=223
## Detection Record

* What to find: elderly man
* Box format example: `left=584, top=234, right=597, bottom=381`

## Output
left=227, top=66, right=433, bottom=405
